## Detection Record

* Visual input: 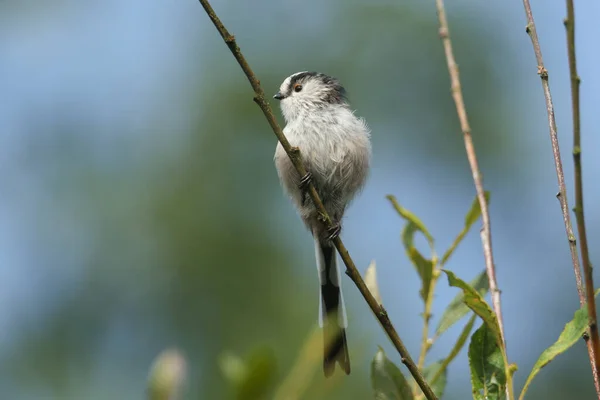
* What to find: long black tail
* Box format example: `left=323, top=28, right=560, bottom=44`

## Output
left=319, top=243, right=351, bottom=377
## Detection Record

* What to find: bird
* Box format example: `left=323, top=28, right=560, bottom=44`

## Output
left=273, top=71, right=371, bottom=377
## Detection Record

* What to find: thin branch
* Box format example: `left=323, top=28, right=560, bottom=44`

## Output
left=435, top=2, right=512, bottom=397
left=521, top=0, right=600, bottom=390
left=564, top=0, right=600, bottom=396
left=196, top=1, right=438, bottom=399
left=434, top=0, right=507, bottom=359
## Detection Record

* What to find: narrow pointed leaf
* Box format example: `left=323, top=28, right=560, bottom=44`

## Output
left=365, top=260, right=383, bottom=305
left=445, top=314, right=477, bottom=366
left=441, top=192, right=490, bottom=265
left=435, top=271, right=489, bottom=337
left=429, top=314, right=477, bottom=389
left=519, top=304, right=592, bottom=400
left=401, top=221, right=419, bottom=253
left=388, top=195, right=434, bottom=247
left=423, top=360, right=447, bottom=398
left=441, top=270, right=502, bottom=348
left=408, top=247, right=434, bottom=301
left=469, top=323, right=507, bottom=400
left=391, top=196, right=436, bottom=304
left=371, top=347, right=414, bottom=400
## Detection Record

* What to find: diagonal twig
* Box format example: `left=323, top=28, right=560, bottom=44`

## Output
left=521, top=0, right=600, bottom=393
left=564, top=0, right=600, bottom=396
left=196, top=1, right=438, bottom=398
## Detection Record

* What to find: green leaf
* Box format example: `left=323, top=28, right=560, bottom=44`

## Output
left=441, top=270, right=501, bottom=348
left=423, top=360, right=447, bottom=398
left=469, top=323, right=507, bottom=400
left=387, top=195, right=434, bottom=247
left=445, top=313, right=478, bottom=367
left=441, top=192, right=490, bottom=265
left=435, top=271, right=489, bottom=337
left=519, top=304, right=591, bottom=400
left=371, top=347, right=414, bottom=400
left=407, top=245, right=434, bottom=301
left=428, top=314, right=477, bottom=390
left=389, top=196, right=436, bottom=303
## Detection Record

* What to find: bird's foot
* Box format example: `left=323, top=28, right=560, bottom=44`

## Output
left=326, top=223, right=341, bottom=242
left=299, top=172, right=312, bottom=207
left=298, top=172, right=312, bottom=190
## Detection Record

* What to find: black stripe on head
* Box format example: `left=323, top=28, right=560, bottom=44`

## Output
left=289, top=71, right=318, bottom=87
left=288, top=72, right=348, bottom=104
left=317, top=74, right=347, bottom=104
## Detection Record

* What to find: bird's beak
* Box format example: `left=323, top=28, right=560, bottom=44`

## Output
left=273, top=92, right=285, bottom=100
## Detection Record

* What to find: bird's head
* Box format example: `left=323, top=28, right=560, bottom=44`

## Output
left=273, top=71, right=347, bottom=122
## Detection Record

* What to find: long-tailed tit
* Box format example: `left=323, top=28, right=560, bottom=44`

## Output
left=273, top=72, right=371, bottom=377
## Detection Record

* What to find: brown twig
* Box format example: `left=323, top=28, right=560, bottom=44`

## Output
left=434, top=0, right=507, bottom=357
left=435, top=2, right=513, bottom=397
left=521, top=0, right=600, bottom=392
left=564, top=1, right=600, bottom=396
left=196, top=1, right=438, bottom=398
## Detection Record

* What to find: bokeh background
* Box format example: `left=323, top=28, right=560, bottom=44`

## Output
left=1, top=0, right=600, bottom=399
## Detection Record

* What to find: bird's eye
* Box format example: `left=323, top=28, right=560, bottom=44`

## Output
left=294, top=84, right=303, bottom=92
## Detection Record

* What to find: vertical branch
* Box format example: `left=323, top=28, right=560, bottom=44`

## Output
left=434, top=0, right=506, bottom=349
left=435, top=3, right=512, bottom=397
left=196, top=1, right=438, bottom=398
left=522, top=0, right=600, bottom=392
left=564, top=0, right=600, bottom=396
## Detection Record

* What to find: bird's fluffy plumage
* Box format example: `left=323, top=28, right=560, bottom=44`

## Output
left=273, top=71, right=371, bottom=377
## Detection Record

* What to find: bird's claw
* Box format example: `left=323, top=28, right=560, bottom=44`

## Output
left=317, top=212, right=327, bottom=223
left=298, top=172, right=312, bottom=190
left=326, top=223, right=341, bottom=241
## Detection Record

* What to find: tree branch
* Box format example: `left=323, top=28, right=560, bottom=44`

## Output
left=434, top=0, right=507, bottom=361
left=196, top=1, right=438, bottom=398
left=564, top=1, right=600, bottom=396
left=521, top=0, right=600, bottom=392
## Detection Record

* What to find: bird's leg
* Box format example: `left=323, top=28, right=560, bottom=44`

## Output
left=299, top=172, right=312, bottom=207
